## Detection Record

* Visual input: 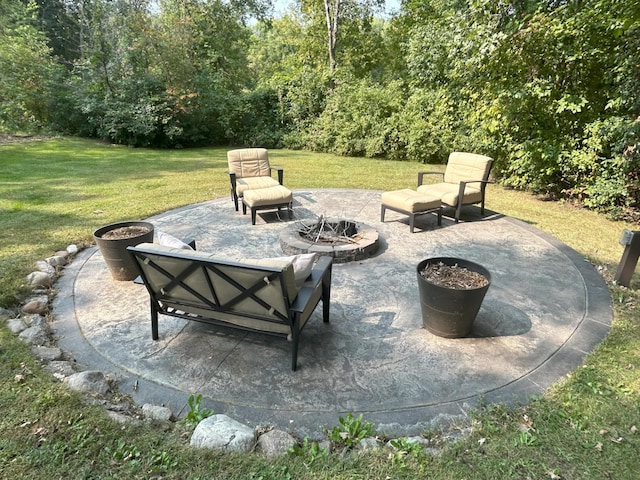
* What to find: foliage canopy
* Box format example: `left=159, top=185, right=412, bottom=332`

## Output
left=2, top=0, right=639, bottom=215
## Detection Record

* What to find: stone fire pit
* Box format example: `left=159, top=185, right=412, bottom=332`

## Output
left=279, top=216, right=379, bottom=263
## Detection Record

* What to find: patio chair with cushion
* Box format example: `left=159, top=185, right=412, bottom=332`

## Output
left=227, top=148, right=284, bottom=211
left=417, top=151, right=493, bottom=223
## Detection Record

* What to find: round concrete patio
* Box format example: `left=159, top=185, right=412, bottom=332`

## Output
left=51, top=189, right=612, bottom=438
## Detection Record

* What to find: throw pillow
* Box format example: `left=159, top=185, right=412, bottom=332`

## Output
left=156, top=230, right=194, bottom=250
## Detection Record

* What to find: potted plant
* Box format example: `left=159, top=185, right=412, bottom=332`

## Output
left=416, top=257, right=491, bottom=338
left=93, top=221, right=154, bottom=281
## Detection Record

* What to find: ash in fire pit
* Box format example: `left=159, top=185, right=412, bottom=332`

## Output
left=280, top=215, right=379, bottom=263
left=299, top=216, right=359, bottom=245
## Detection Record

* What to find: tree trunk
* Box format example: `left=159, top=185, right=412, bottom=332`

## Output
left=324, top=0, right=340, bottom=91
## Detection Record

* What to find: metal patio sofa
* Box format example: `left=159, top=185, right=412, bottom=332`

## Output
left=127, top=243, right=332, bottom=371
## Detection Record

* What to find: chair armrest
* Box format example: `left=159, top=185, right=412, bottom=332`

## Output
left=457, top=179, right=494, bottom=197
left=458, top=179, right=494, bottom=188
left=271, top=166, right=284, bottom=184
left=417, top=171, right=443, bottom=186
left=291, top=256, right=332, bottom=313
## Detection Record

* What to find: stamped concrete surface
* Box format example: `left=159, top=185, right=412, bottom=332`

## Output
left=52, top=189, right=612, bottom=438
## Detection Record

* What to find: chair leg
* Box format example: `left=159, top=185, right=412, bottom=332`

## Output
left=291, top=317, right=300, bottom=371
left=151, top=300, right=159, bottom=340
left=455, top=203, right=462, bottom=223
left=251, top=207, right=257, bottom=225
left=381, top=205, right=386, bottom=222
left=437, top=207, right=442, bottom=226
left=322, top=269, right=331, bottom=323
left=409, top=213, right=415, bottom=233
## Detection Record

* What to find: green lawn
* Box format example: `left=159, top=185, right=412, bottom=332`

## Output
left=1, top=137, right=639, bottom=478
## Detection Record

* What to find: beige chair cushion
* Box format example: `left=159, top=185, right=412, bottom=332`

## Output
left=443, top=152, right=493, bottom=185
left=235, top=176, right=280, bottom=197
left=228, top=148, right=271, bottom=178
left=242, top=185, right=292, bottom=207
left=417, top=183, right=483, bottom=207
left=381, top=189, right=440, bottom=213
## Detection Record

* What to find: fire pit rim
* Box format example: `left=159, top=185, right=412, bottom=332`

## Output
left=279, top=217, right=380, bottom=264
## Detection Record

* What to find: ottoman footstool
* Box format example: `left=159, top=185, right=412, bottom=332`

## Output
left=242, top=185, right=293, bottom=225
left=381, top=189, right=442, bottom=233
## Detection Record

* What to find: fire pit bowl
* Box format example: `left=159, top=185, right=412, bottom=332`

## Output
left=279, top=216, right=379, bottom=264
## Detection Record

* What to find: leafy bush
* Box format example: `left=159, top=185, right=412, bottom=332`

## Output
left=301, top=79, right=406, bottom=158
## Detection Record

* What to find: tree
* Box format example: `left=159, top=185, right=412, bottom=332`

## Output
left=0, top=0, right=58, bottom=131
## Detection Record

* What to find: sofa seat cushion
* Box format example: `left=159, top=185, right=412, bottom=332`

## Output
left=417, top=183, right=482, bottom=207
left=235, top=176, right=280, bottom=197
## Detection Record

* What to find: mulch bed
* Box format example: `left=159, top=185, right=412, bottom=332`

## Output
left=419, top=261, right=489, bottom=289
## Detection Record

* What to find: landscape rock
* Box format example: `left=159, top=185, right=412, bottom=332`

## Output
left=405, top=436, right=430, bottom=447
left=55, top=250, right=70, bottom=260
left=142, top=403, right=173, bottom=422
left=18, top=325, right=49, bottom=346
left=35, top=260, right=56, bottom=275
left=66, top=370, right=110, bottom=395
left=67, top=244, right=79, bottom=255
left=26, top=271, right=52, bottom=288
left=257, top=429, right=297, bottom=458
left=46, top=255, right=67, bottom=267
left=44, top=360, right=76, bottom=380
left=25, top=314, right=47, bottom=327
left=31, top=345, right=63, bottom=361
left=107, top=410, right=142, bottom=425
left=22, top=296, right=49, bottom=315
left=356, top=436, right=381, bottom=452
left=6, top=318, right=27, bottom=334
left=190, top=414, right=256, bottom=452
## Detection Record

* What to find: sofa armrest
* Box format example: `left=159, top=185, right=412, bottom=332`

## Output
left=291, top=256, right=332, bottom=314
left=417, top=171, right=444, bottom=186
left=271, top=166, right=284, bottom=184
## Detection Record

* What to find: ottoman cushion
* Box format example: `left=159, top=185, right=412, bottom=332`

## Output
left=243, top=185, right=292, bottom=207
left=381, top=189, right=440, bottom=213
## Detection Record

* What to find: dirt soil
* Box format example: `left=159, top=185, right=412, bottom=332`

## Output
left=0, top=133, right=52, bottom=145
left=419, top=262, right=489, bottom=289
left=101, top=226, right=151, bottom=240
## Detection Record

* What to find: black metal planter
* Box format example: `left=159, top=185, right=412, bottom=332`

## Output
left=417, top=257, right=491, bottom=338
left=93, top=221, right=154, bottom=281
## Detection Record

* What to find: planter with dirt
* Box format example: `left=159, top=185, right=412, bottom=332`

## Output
left=417, top=257, right=491, bottom=338
left=93, top=221, right=154, bottom=281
